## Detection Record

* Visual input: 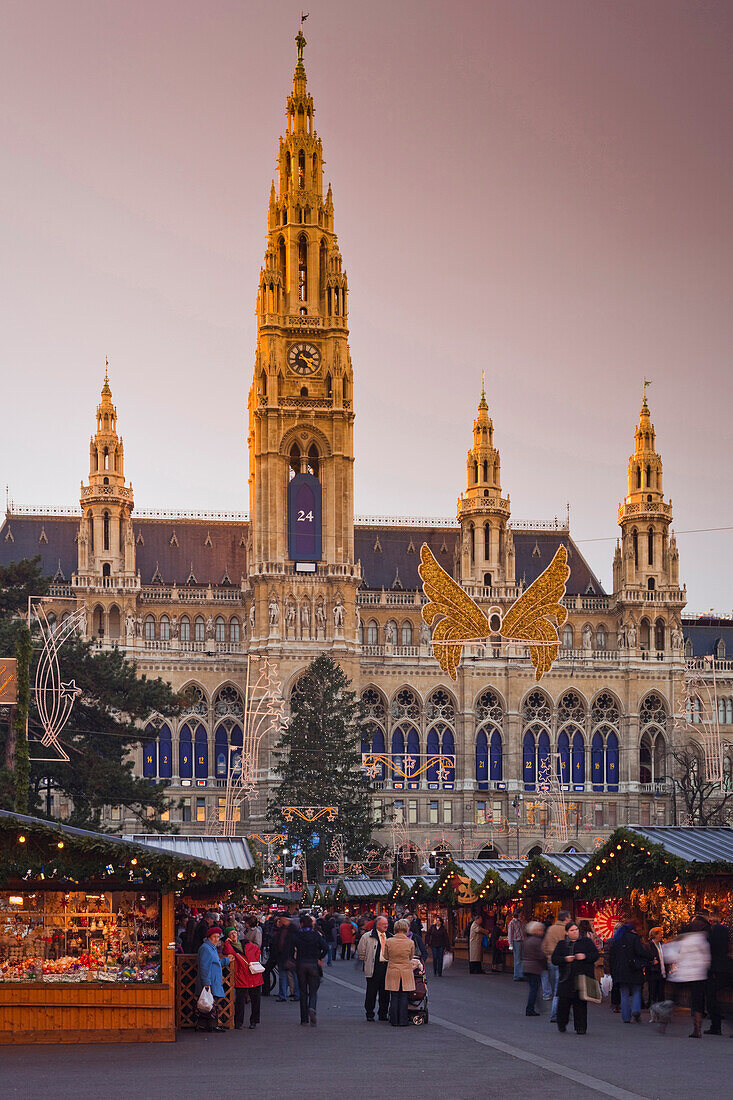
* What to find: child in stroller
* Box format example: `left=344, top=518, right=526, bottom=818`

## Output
left=407, top=955, right=429, bottom=1025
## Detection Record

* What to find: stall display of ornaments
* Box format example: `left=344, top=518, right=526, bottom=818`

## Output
left=0, top=891, right=161, bottom=983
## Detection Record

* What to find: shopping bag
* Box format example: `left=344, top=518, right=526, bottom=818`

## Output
left=442, top=951, right=454, bottom=972
left=575, top=974, right=602, bottom=1003
left=600, top=973, right=613, bottom=998
left=248, top=961, right=265, bottom=974
left=197, top=985, right=214, bottom=1014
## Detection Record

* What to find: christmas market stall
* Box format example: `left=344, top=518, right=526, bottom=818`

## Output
left=331, top=877, right=393, bottom=916
left=572, top=826, right=733, bottom=933
left=510, top=853, right=587, bottom=919
left=124, top=833, right=260, bottom=1030
left=389, top=875, right=440, bottom=917
left=0, top=810, right=224, bottom=1044
left=433, top=859, right=522, bottom=954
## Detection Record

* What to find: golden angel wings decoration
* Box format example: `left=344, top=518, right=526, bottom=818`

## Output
left=419, top=543, right=570, bottom=681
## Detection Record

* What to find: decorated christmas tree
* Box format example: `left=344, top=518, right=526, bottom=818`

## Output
left=267, top=654, right=374, bottom=879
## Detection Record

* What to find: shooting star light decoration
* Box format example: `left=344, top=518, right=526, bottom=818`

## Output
left=30, top=601, right=86, bottom=762
left=418, top=543, right=570, bottom=680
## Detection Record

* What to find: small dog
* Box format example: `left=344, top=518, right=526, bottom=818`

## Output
left=648, top=1000, right=674, bottom=1033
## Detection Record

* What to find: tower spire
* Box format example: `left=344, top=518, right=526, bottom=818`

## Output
left=457, top=394, right=513, bottom=589
left=294, top=13, right=308, bottom=93
left=479, top=371, right=487, bottom=410
left=614, top=394, right=684, bottom=611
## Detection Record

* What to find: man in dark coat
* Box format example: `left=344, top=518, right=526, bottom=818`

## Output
left=613, top=920, right=651, bottom=1023
left=191, top=910, right=218, bottom=954
left=294, top=916, right=329, bottom=1026
left=273, top=916, right=300, bottom=1002
left=705, top=906, right=731, bottom=1035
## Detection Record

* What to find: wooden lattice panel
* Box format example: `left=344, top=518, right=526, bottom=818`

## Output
left=176, top=954, right=234, bottom=1029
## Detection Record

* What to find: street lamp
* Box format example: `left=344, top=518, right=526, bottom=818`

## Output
left=511, top=794, right=523, bottom=860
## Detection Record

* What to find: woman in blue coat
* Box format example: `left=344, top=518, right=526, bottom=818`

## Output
left=196, top=926, right=229, bottom=1031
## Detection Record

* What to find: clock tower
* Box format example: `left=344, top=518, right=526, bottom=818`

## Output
left=247, top=25, right=359, bottom=653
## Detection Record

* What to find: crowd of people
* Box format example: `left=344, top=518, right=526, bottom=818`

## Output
left=176, top=903, right=448, bottom=1031
left=177, top=900, right=731, bottom=1039
left=473, top=903, right=731, bottom=1038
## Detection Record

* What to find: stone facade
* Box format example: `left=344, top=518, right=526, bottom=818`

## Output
left=2, top=37, right=731, bottom=858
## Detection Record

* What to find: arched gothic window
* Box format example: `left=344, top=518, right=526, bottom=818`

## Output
left=159, top=615, right=170, bottom=642
left=215, top=616, right=226, bottom=643
left=290, top=443, right=301, bottom=480
left=640, top=729, right=666, bottom=785
left=307, top=444, right=319, bottom=478
left=590, top=692, right=621, bottom=792
left=194, top=616, right=205, bottom=642
left=401, top=621, right=413, bottom=646
left=366, top=620, right=378, bottom=645
left=144, top=615, right=155, bottom=641
left=298, top=234, right=308, bottom=301
left=426, top=690, right=456, bottom=788
left=475, top=689, right=503, bottom=789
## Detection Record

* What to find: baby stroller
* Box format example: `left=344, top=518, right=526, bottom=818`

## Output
left=407, top=963, right=429, bottom=1025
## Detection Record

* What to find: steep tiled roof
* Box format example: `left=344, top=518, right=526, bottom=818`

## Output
left=355, top=525, right=458, bottom=592
left=0, top=512, right=604, bottom=595
left=0, top=514, right=247, bottom=586
left=130, top=520, right=247, bottom=585
left=514, top=532, right=605, bottom=597
left=0, top=515, right=79, bottom=579
left=354, top=524, right=606, bottom=595
left=681, top=619, right=733, bottom=657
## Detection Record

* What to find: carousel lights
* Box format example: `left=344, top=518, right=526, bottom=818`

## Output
left=131, top=858, right=138, bottom=866
left=18, top=834, right=26, bottom=843
left=57, top=841, right=64, bottom=849
left=177, top=872, right=184, bottom=880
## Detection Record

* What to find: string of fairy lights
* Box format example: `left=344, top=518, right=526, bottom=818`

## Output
left=3, top=829, right=204, bottom=887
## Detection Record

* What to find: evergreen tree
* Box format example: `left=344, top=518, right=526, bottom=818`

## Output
left=267, top=654, right=374, bottom=879
left=0, top=557, right=180, bottom=829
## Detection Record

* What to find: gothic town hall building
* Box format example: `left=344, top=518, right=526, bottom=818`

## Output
left=2, top=39, right=731, bottom=860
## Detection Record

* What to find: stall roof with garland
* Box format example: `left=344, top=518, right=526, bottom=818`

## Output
left=123, top=834, right=255, bottom=871
left=572, top=827, right=733, bottom=901
left=452, top=859, right=525, bottom=886
left=0, top=809, right=220, bottom=888
left=624, top=826, right=733, bottom=865
left=336, top=878, right=393, bottom=898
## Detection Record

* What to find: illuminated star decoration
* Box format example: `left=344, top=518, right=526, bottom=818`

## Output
left=282, top=806, right=338, bottom=823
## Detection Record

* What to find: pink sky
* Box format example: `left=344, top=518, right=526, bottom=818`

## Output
left=1, top=1, right=731, bottom=610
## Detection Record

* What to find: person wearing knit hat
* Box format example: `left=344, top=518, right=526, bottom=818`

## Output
left=196, top=925, right=229, bottom=1032
left=224, top=925, right=264, bottom=1029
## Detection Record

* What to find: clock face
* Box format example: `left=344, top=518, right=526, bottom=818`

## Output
left=287, top=342, right=321, bottom=375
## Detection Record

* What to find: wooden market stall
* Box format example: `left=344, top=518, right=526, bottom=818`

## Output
left=0, top=810, right=235, bottom=1044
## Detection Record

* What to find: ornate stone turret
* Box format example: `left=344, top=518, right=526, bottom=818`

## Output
left=614, top=386, right=685, bottom=651
left=457, top=380, right=514, bottom=590
left=75, top=367, right=137, bottom=608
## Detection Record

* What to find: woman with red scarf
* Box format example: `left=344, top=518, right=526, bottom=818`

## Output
left=223, top=926, right=264, bottom=1029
